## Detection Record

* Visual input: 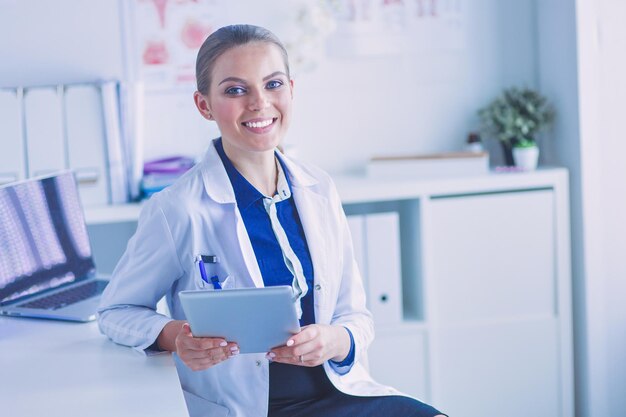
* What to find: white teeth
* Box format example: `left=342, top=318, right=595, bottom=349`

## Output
left=244, top=119, right=273, bottom=128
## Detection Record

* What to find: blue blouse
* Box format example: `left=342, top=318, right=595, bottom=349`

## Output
left=215, top=139, right=354, bottom=368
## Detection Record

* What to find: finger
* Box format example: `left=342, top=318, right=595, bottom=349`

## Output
left=285, top=325, right=317, bottom=348
left=271, top=354, right=314, bottom=367
left=181, top=348, right=212, bottom=360
left=272, top=336, right=319, bottom=359
left=187, top=344, right=240, bottom=360
left=184, top=347, right=232, bottom=363
left=183, top=336, right=230, bottom=351
left=186, top=356, right=226, bottom=372
left=271, top=329, right=317, bottom=357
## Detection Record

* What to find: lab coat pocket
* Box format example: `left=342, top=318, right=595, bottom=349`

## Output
left=193, top=258, right=233, bottom=290
left=182, top=389, right=230, bottom=417
left=194, top=273, right=234, bottom=290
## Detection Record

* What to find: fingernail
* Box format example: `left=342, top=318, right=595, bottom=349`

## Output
left=230, top=346, right=238, bottom=352
left=220, top=341, right=227, bottom=347
left=286, top=340, right=294, bottom=347
left=231, top=349, right=239, bottom=356
left=267, top=352, right=276, bottom=358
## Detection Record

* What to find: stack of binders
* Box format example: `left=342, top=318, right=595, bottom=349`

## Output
left=347, top=212, right=404, bottom=325
left=0, top=82, right=129, bottom=206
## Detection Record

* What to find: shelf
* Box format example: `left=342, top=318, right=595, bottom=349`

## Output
left=83, top=168, right=568, bottom=225
left=84, top=202, right=143, bottom=225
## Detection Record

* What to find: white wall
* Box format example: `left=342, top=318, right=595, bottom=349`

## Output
left=588, top=1, right=626, bottom=415
left=141, top=0, right=538, bottom=173
left=540, top=1, right=626, bottom=416
left=0, top=0, right=539, bottom=172
left=536, top=1, right=591, bottom=415
left=0, top=0, right=124, bottom=87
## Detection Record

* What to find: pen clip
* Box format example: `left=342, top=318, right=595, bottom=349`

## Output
left=210, top=275, right=222, bottom=290
left=201, top=255, right=219, bottom=264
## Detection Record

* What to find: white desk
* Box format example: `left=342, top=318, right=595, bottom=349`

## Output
left=0, top=317, right=188, bottom=416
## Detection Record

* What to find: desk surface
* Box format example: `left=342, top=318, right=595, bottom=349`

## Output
left=0, top=317, right=188, bottom=416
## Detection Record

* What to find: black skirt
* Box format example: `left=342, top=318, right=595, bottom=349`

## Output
left=268, top=362, right=445, bottom=417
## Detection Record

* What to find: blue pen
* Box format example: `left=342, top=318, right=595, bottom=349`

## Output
left=210, top=275, right=222, bottom=290
left=197, top=255, right=221, bottom=290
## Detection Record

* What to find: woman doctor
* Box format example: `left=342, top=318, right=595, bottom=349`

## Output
left=98, top=24, right=445, bottom=417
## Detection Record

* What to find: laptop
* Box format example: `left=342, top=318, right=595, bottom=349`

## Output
left=0, top=171, right=108, bottom=322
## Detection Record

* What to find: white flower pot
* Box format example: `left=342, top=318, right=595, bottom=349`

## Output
left=513, top=146, right=540, bottom=171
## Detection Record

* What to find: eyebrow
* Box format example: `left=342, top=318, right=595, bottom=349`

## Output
left=217, top=71, right=288, bottom=86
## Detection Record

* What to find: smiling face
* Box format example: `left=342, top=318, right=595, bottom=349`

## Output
left=194, top=42, right=294, bottom=160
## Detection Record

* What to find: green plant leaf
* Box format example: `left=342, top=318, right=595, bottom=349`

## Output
left=478, top=86, right=555, bottom=144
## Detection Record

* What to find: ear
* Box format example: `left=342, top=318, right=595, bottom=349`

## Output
left=289, top=79, right=294, bottom=99
left=194, top=91, right=214, bottom=121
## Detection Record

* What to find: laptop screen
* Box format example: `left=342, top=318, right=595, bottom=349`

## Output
left=0, top=172, right=95, bottom=304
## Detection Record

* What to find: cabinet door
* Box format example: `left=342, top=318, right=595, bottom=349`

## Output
left=429, top=190, right=556, bottom=322
left=427, top=189, right=561, bottom=417
left=368, top=325, right=429, bottom=400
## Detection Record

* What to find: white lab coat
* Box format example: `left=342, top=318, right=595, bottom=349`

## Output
left=98, top=141, right=402, bottom=417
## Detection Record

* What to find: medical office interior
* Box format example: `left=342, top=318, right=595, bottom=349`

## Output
left=1, top=1, right=624, bottom=416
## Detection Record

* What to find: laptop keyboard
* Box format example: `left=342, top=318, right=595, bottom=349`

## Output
left=21, top=280, right=108, bottom=310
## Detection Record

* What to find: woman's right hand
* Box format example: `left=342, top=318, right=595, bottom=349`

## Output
left=159, top=321, right=239, bottom=371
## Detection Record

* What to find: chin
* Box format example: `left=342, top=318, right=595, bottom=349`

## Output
left=246, top=135, right=282, bottom=152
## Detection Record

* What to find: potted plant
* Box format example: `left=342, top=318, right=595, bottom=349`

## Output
left=478, top=87, right=555, bottom=169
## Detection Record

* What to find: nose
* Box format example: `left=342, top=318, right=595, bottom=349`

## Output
left=248, top=88, right=269, bottom=112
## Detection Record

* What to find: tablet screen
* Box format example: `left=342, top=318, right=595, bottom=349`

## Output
left=179, top=286, right=301, bottom=354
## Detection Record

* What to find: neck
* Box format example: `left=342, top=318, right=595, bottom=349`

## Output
left=222, top=141, right=278, bottom=196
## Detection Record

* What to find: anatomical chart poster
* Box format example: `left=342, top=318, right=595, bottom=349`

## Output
left=326, top=0, right=465, bottom=56
left=132, top=0, right=227, bottom=91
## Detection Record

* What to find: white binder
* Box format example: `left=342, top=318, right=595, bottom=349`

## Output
left=101, top=82, right=128, bottom=204
left=64, top=85, right=110, bottom=206
left=365, top=212, right=403, bottom=324
left=119, top=82, right=145, bottom=200
left=24, top=87, right=67, bottom=177
left=346, top=215, right=369, bottom=296
left=0, top=89, right=26, bottom=185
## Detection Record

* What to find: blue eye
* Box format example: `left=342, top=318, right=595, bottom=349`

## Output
left=225, top=86, right=246, bottom=95
left=266, top=80, right=283, bottom=89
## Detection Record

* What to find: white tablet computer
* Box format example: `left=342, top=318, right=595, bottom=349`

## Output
left=179, top=286, right=301, bottom=354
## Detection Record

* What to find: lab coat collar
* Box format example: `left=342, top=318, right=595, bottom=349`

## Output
left=199, top=139, right=237, bottom=204
left=215, top=138, right=293, bottom=210
left=275, top=148, right=318, bottom=189
left=200, top=139, right=318, bottom=204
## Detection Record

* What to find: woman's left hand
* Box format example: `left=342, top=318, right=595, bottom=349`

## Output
left=267, top=324, right=351, bottom=367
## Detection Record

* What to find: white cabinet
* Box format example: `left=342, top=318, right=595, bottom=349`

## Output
left=435, top=319, right=560, bottom=417
left=428, top=190, right=556, bottom=323
left=368, top=322, right=429, bottom=400
left=425, top=189, right=561, bottom=416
